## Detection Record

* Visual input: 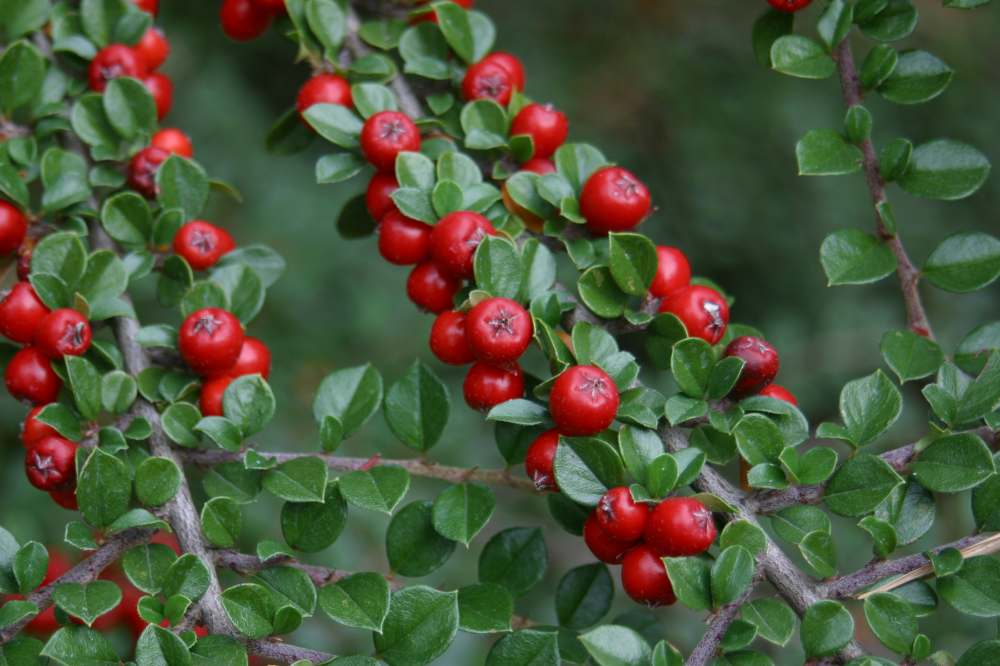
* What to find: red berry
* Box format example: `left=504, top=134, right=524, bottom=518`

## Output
left=21, top=551, right=72, bottom=635
left=482, top=52, right=525, bottom=91
left=34, top=309, right=92, bottom=359
left=378, top=210, right=432, bottom=265
left=254, top=0, right=288, bottom=12
left=22, top=406, right=60, bottom=447
left=759, top=383, right=798, bottom=405
left=220, top=0, right=274, bottom=40
left=406, top=262, right=461, bottom=314
left=88, top=44, right=146, bottom=92
left=128, top=146, right=169, bottom=198
left=524, top=429, right=559, bottom=492
left=0, top=282, right=49, bottom=344
left=597, top=486, right=649, bottom=542
left=25, top=436, right=77, bottom=491
left=429, top=311, right=475, bottom=366
left=429, top=210, right=496, bottom=279
left=151, top=128, right=193, bottom=157
left=644, top=497, right=717, bottom=557
left=725, top=336, right=780, bottom=398
left=768, top=0, right=812, bottom=12
left=50, top=487, right=78, bottom=511
left=228, top=336, right=271, bottom=379
left=134, top=28, right=169, bottom=71
left=583, top=511, right=634, bottom=564
left=621, top=545, right=676, bottom=606
left=549, top=365, right=619, bottom=436
left=133, top=0, right=158, bottom=14
left=360, top=111, right=421, bottom=172
left=365, top=172, right=398, bottom=220
left=144, top=72, right=173, bottom=120
left=465, top=297, right=532, bottom=364
left=649, top=246, right=691, bottom=298
left=6, top=347, right=61, bottom=404
left=510, top=103, right=568, bottom=160
left=296, top=74, right=352, bottom=123
left=0, top=201, right=27, bottom=255
left=658, top=285, right=729, bottom=345
left=463, top=362, right=524, bottom=410
left=580, top=166, right=651, bottom=234
left=173, top=220, right=236, bottom=271
left=178, top=308, right=244, bottom=376
left=462, top=60, right=513, bottom=106
left=521, top=158, right=556, bottom=175
left=410, top=0, right=473, bottom=23
left=200, top=375, right=232, bottom=417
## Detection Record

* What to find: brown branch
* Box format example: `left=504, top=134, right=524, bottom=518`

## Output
left=685, top=567, right=764, bottom=666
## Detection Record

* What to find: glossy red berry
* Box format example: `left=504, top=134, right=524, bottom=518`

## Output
left=429, top=311, right=475, bottom=366
left=178, top=308, right=244, bottom=377
left=583, top=511, right=635, bottom=564
left=360, top=111, right=421, bottom=172
left=50, top=487, right=78, bottom=511
left=220, top=0, right=274, bottom=41
left=228, top=336, right=271, bottom=379
left=725, top=336, right=780, bottom=398
left=128, top=146, right=169, bottom=198
left=658, top=285, right=729, bottom=345
left=25, top=436, right=77, bottom=491
left=510, top=103, right=568, bottom=160
left=649, top=246, right=691, bottom=298
left=365, top=172, right=398, bottom=220
left=406, top=262, right=461, bottom=314
left=133, top=0, right=158, bottom=14
left=759, top=383, right=798, bottom=405
left=173, top=220, right=236, bottom=271
left=151, top=128, right=193, bottom=157
left=0, top=283, right=50, bottom=344
left=580, top=166, right=651, bottom=234
left=549, top=365, right=619, bottom=436
left=524, top=429, right=559, bottom=492
left=768, top=0, right=812, bottom=12
left=621, top=545, right=677, bottom=606
left=521, top=158, right=556, bottom=175
left=462, top=60, right=513, bottom=106
left=34, top=309, right=92, bottom=359
left=483, top=52, right=525, bottom=91
left=134, top=28, right=169, bottom=70
left=22, top=406, right=60, bottom=447
left=597, top=486, right=649, bottom=542
left=0, top=201, right=27, bottom=255
left=296, top=74, right=352, bottom=123
left=200, top=375, right=232, bottom=417
left=465, top=297, right=532, bottom=364
left=463, top=362, right=524, bottom=410
left=144, top=72, right=173, bottom=120
left=644, top=497, right=717, bottom=557
left=429, top=210, right=496, bottom=279
left=88, top=44, right=146, bottom=92
left=5, top=348, right=61, bottom=405
left=378, top=210, right=432, bottom=265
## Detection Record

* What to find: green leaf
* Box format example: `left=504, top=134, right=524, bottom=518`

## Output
left=303, top=103, right=363, bottom=148
left=874, top=478, right=934, bottom=546
left=458, top=583, right=513, bottom=633
left=313, top=364, right=383, bottom=441
left=801, top=600, right=854, bottom=657
left=161, top=402, right=201, bottom=447
left=474, top=236, right=523, bottom=300
left=619, top=426, right=664, bottom=487
left=799, top=531, right=837, bottom=578
left=707, top=356, right=746, bottom=401
left=487, top=399, right=547, bottom=426
left=122, top=543, right=177, bottom=594
left=33, top=231, right=87, bottom=293
left=135, top=456, right=181, bottom=507
left=398, top=23, right=451, bottom=80
left=280, top=485, right=347, bottom=553
left=924, top=232, right=1000, bottom=293
left=579, top=625, right=652, bottom=666
left=577, top=266, right=628, bottom=318
left=752, top=10, right=794, bottom=67
left=479, top=527, right=548, bottom=597
left=859, top=0, right=918, bottom=42
left=553, top=437, right=626, bottom=506
left=221, top=375, right=275, bottom=437
left=318, top=571, right=390, bottom=632
left=77, top=447, right=131, bottom=528
left=938, top=556, right=1000, bottom=617
left=880, top=329, right=944, bottom=382
left=305, top=0, right=345, bottom=57
left=858, top=516, right=897, bottom=558
left=719, top=521, right=767, bottom=558
left=200, top=496, right=241, bottom=548
left=607, top=233, right=657, bottom=296
left=796, top=129, right=863, bottom=176
left=556, top=563, right=613, bottom=630
left=156, top=155, right=209, bottom=219
left=432, top=483, right=495, bottom=546
left=0, top=0, right=49, bottom=41
left=52, top=580, right=121, bottom=627
left=671, top=337, right=714, bottom=399
left=879, top=50, right=953, bottom=104
left=373, top=586, right=459, bottom=666
left=771, top=505, right=831, bottom=545
left=435, top=1, right=474, bottom=63
left=386, top=500, right=456, bottom=577
left=664, top=556, right=712, bottom=611
left=734, top=414, right=785, bottom=466
left=13, top=542, right=47, bottom=595
left=221, top=583, right=275, bottom=639
left=912, top=432, right=995, bottom=492
left=837, top=370, right=902, bottom=447
left=315, top=152, right=365, bottom=184
left=771, top=35, right=836, bottom=79
left=817, top=0, right=854, bottom=49
left=103, top=76, right=156, bottom=140
left=742, top=598, right=797, bottom=646
left=0, top=41, right=45, bottom=114
left=40, top=626, right=120, bottom=665
left=339, top=466, right=410, bottom=514
left=460, top=99, right=509, bottom=150
left=899, top=139, right=991, bottom=201
left=956, top=351, right=1000, bottom=424
left=820, top=229, right=896, bottom=285
left=135, top=624, right=192, bottom=665
left=264, top=457, right=329, bottom=503
left=861, top=44, right=900, bottom=90
left=973, top=454, right=1000, bottom=530
left=711, top=546, right=754, bottom=607
left=162, top=553, right=210, bottom=601
left=824, top=453, right=903, bottom=516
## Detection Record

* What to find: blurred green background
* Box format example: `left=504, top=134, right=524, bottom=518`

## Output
left=3, top=1, right=1000, bottom=662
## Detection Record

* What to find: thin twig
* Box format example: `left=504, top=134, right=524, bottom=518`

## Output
left=685, top=567, right=763, bottom=666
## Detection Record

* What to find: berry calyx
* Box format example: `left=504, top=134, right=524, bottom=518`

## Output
left=406, top=262, right=461, bottom=314
left=510, top=103, right=569, bottom=160
left=34, top=309, right=92, bottom=359
left=0, top=283, right=50, bottom=344
left=200, top=376, right=233, bottom=417
left=227, top=336, right=271, bottom=379
left=621, top=545, right=677, bottom=606
left=429, top=210, right=497, bottom=279
left=429, top=310, right=475, bottom=366
left=768, top=0, right=813, bottom=12
left=134, top=27, right=169, bottom=70
left=151, top=128, right=193, bottom=157
left=378, top=210, right=432, bottom=265
left=524, top=429, right=559, bottom=492
left=88, top=45, right=146, bottom=92
left=725, top=335, right=780, bottom=398
left=128, top=146, right=169, bottom=198
left=549, top=365, right=620, bottom=436
left=759, top=383, right=798, bottom=405
left=462, top=60, right=514, bottom=106
left=25, top=436, right=77, bottom=491
left=465, top=297, right=533, bottom=364
left=583, top=511, right=635, bottom=564
left=521, top=158, right=556, bottom=175
left=22, top=406, right=60, bottom=447
left=178, top=308, right=245, bottom=376
left=580, top=166, right=651, bottom=234
left=644, top=497, right=717, bottom=557
left=220, top=0, right=274, bottom=41
left=482, top=52, right=526, bottom=91
left=463, top=362, right=524, bottom=410
left=365, top=172, right=399, bottom=221
left=658, top=285, right=729, bottom=345
left=143, top=72, right=173, bottom=120
left=296, top=74, right=352, bottom=123
left=649, top=246, right=691, bottom=298
left=5, top=348, right=61, bottom=405
left=596, top=486, right=649, bottom=542
left=173, top=220, right=236, bottom=271
left=360, top=111, right=421, bottom=172
left=0, top=201, right=28, bottom=255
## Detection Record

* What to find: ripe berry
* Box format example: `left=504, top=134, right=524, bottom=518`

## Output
left=34, top=309, right=92, bottom=358
left=151, top=128, right=193, bottom=157
left=50, top=487, right=78, bottom=511
left=25, top=436, right=77, bottom=491
left=143, top=72, right=173, bottom=120
left=583, top=511, right=634, bottom=564
left=406, top=262, right=461, bottom=314
left=768, top=0, right=812, bottom=12
left=0, top=283, right=50, bottom=344
left=220, top=0, right=274, bottom=41
left=178, top=308, right=244, bottom=376
left=200, top=375, right=232, bottom=417
left=173, top=220, right=236, bottom=270
left=759, top=383, right=797, bottom=405
left=134, top=28, right=169, bottom=70
left=365, top=172, right=398, bottom=220
left=521, top=158, right=556, bottom=175
left=0, top=201, right=27, bottom=255
left=463, top=362, right=524, bottom=410
left=378, top=210, right=432, bottom=265
left=644, top=497, right=717, bottom=557
left=88, top=44, right=146, bottom=92
left=524, top=429, right=559, bottom=491
left=360, top=111, right=420, bottom=172
left=133, top=0, right=158, bottom=14
left=658, top=285, right=729, bottom=345
left=549, top=365, right=619, bottom=436
left=430, top=211, right=496, bottom=279
left=411, top=0, right=473, bottom=23
left=725, top=336, right=779, bottom=398
left=649, top=246, right=691, bottom=298
left=296, top=74, right=352, bottom=123
left=621, top=545, right=677, bottom=606
left=482, top=52, right=525, bottom=91
left=228, top=336, right=271, bottom=379
left=462, top=60, right=513, bottom=106
left=580, top=166, right=651, bottom=234
left=128, top=146, right=169, bottom=198
left=466, top=297, right=532, bottom=364
left=6, top=347, right=61, bottom=404
left=429, top=310, right=475, bottom=366
left=22, top=406, right=60, bottom=447
left=597, top=486, right=649, bottom=542
left=510, top=103, right=568, bottom=160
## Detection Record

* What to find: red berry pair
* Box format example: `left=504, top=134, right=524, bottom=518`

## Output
left=173, top=220, right=236, bottom=270
left=89, top=35, right=173, bottom=120
left=199, top=337, right=272, bottom=416
left=220, top=0, right=285, bottom=42
left=462, top=52, right=526, bottom=107
left=128, top=128, right=195, bottom=199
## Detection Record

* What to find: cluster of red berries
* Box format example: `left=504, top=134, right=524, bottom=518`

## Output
left=128, top=126, right=194, bottom=198
left=767, top=0, right=813, bottom=12
left=219, top=0, right=287, bottom=42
